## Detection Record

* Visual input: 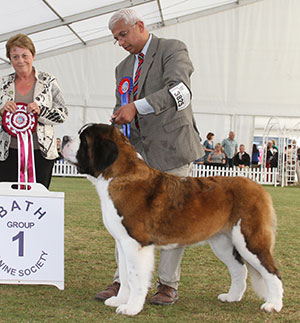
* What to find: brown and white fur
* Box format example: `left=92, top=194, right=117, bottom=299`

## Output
left=62, top=123, right=283, bottom=316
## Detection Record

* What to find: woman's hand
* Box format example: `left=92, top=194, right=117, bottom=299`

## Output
left=3, top=101, right=17, bottom=113
left=27, top=102, right=40, bottom=115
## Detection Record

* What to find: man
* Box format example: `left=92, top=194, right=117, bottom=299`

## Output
left=95, top=8, right=204, bottom=306
left=233, top=144, right=250, bottom=168
left=222, top=131, right=238, bottom=167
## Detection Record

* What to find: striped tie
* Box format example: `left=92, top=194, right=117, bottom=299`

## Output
left=133, top=53, right=144, bottom=101
left=133, top=53, right=144, bottom=129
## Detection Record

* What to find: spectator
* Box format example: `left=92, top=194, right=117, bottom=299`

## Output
left=207, top=143, right=226, bottom=167
left=251, top=144, right=260, bottom=166
left=266, top=141, right=278, bottom=169
left=272, top=139, right=279, bottom=152
left=56, top=138, right=64, bottom=161
left=222, top=131, right=238, bottom=168
left=296, top=147, right=300, bottom=186
left=234, top=144, right=250, bottom=168
left=203, top=132, right=214, bottom=163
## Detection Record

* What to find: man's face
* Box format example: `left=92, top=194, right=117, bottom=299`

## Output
left=240, top=145, right=245, bottom=153
left=229, top=132, right=235, bottom=140
left=112, top=20, right=144, bottom=54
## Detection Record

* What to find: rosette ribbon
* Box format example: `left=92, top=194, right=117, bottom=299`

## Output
left=2, top=103, right=38, bottom=187
left=118, top=77, right=132, bottom=138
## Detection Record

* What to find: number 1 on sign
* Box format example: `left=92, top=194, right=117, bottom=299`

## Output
left=12, top=231, right=24, bottom=257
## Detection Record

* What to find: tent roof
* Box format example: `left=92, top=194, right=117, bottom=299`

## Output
left=0, top=0, right=260, bottom=69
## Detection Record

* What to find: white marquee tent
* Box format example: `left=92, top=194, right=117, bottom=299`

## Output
left=1, top=0, right=300, bottom=154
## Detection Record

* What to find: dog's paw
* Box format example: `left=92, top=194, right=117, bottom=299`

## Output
left=105, top=296, right=126, bottom=307
left=218, top=293, right=242, bottom=302
left=260, top=301, right=283, bottom=312
left=116, top=304, right=142, bottom=316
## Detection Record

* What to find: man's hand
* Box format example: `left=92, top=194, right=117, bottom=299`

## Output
left=111, top=102, right=137, bottom=124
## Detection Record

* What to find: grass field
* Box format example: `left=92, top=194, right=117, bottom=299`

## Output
left=0, top=177, right=299, bottom=322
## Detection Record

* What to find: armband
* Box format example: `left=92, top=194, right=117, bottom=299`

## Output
left=168, top=82, right=191, bottom=111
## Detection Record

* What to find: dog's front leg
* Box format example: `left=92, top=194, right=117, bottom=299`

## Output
left=105, top=240, right=130, bottom=308
left=116, top=239, right=155, bottom=316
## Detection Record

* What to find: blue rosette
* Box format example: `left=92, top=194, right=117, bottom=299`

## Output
left=118, top=77, right=133, bottom=138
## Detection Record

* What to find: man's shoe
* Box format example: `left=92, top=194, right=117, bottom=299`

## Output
left=149, top=283, right=178, bottom=305
left=94, top=282, right=120, bottom=301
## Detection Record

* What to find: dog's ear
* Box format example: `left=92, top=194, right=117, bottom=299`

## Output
left=93, top=137, right=119, bottom=172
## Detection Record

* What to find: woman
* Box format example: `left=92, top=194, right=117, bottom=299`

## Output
left=251, top=143, right=260, bottom=165
left=207, top=143, right=226, bottom=167
left=203, top=132, right=214, bottom=163
left=0, top=34, right=68, bottom=188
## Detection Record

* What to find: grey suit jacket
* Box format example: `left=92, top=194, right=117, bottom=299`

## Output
left=114, top=35, right=204, bottom=171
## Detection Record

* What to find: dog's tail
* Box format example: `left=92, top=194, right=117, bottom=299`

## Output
left=245, top=205, right=277, bottom=300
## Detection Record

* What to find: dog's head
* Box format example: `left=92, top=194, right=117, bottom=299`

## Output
left=62, top=123, right=119, bottom=177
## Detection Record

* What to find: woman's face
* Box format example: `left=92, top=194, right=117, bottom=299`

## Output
left=9, top=46, right=34, bottom=75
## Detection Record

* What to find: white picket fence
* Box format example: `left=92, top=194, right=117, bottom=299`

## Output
left=52, top=160, right=83, bottom=177
left=191, top=164, right=278, bottom=186
left=52, top=160, right=279, bottom=186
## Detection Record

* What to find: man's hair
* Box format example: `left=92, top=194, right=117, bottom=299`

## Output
left=108, top=8, right=144, bottom=31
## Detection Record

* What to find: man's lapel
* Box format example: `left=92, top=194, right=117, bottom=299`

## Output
left=136, top=35, right=159, bottom=99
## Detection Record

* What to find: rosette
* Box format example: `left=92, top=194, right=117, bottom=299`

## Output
left=2, top=103, right=37, bottom=186
left=118, top=77, right=132, bottom=138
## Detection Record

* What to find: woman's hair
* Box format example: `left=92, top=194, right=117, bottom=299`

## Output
left=206, top=132, right=214, bottom=140
left=108, top=8, right=144, bottom=31
left=252, top=144, right=259, bottom=153
left=6, top=33, right=36, bottom=59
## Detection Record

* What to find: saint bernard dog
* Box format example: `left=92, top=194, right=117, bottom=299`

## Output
left=62, top=123, right=283, bottom=316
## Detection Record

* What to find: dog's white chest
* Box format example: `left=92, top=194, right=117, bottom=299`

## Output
left=93, top=176, right=129, bottom=240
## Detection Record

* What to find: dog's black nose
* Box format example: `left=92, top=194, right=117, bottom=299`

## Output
left=62, top=135, right=70, bottom=149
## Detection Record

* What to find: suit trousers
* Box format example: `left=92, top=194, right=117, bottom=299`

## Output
left=113, top=162, right=192, bottom=290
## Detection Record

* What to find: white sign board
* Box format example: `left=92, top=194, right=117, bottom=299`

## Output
left=0, top=182, right=64, bottom=290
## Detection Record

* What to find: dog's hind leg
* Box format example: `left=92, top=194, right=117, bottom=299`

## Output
left=232, top=220, right=283, bottom=312
left=209, top=233, right=248, bottom=302
left=115, top=238, right=155, bottom=316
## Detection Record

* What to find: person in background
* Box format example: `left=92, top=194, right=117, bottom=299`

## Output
left=56, top=138, right=64, bottom=161
left=234, top=144, right=250, bottom=168
left=222, top=131, right=238, bottom=168
left=251, top=143, right=260, bottom=166
left=266, top=141, right=278, bottom=169
left=272, top=139, right=279, bottom=152
left=203, top=132, right=214, bottom=163
left=206, top=143, right=226, bottom=167
left=296, top=147, right=300, bottom=186
left=0, top=34, right=68, bottom=188
left=95, top=8, right=204, bottom=306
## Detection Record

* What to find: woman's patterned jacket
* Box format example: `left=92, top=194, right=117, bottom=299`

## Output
left=0, top=68, right=68, bottom=160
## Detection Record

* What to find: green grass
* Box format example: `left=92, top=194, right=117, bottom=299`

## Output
left=0, top=177, right=299, bottom=322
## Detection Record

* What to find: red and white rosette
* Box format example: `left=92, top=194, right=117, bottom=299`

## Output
left=2, top=102, right=37, bottom=185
